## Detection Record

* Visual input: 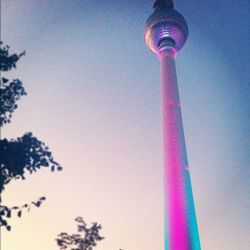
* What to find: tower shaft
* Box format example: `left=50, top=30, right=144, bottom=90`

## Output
left=160, top=46, right=200, bottom=250
left=144, top=1, right=201, bottom=248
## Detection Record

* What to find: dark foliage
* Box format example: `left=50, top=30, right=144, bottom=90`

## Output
left=0, top=42, right=62, bottom=230
left=56, top=217, right=104, bottom=250
left=0, top=78, right=26, bottom=126
left=0, top=132, right=62, bottom=193
left=0, top=196, right=46, bottom=231
left=0, top=41, right=26, bottom=126
left=0, top=42, right=25, bottom=72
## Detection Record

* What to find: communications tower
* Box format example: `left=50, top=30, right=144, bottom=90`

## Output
left=144, top=1, right=201, bottom=249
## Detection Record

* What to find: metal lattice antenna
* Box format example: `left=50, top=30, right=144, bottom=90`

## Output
left=153, top=0, right=174, bottom=10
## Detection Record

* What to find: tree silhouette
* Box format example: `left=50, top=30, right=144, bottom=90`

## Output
left=56, top=217, right=104, bottom=250
left=0, top=42, right=122, bottom=249
left=0, top=42, right=62, bottom=230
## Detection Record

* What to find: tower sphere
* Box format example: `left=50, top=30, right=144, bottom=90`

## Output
left=144, top=5, right=188, bottom=54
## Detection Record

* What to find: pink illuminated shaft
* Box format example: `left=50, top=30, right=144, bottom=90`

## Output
left=160, top=47, right=191, bottom=249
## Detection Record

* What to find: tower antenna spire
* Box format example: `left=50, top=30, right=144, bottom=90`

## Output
left=153, top=0, right=174, bottom=10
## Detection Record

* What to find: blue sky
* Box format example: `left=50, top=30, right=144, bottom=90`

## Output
left=1, top=0, right=250, bottom=249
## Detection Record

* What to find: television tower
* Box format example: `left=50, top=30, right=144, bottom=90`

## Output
left=144, top=1, right=201, bottom=249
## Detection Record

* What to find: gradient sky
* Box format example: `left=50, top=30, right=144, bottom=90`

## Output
left=1, top=0, right=250, bottom=249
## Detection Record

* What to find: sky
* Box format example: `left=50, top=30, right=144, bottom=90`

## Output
left=1, top=0, right=250, bottom=249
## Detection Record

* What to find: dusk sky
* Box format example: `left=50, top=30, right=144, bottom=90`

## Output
left=1, top=0, right=250, bottom=249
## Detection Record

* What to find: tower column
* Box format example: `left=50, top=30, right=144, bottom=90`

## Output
left=160, top=45, right=188, bottom=249
left=144, top=1, right=201, bottom=249
left=160, top=44, right=194, bottom=249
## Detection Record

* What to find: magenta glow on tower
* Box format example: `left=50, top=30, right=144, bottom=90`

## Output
left=144, top=1, right=201, bottom=249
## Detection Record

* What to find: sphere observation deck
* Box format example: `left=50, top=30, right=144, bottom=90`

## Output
left=144, top=0, right=188, bottom=54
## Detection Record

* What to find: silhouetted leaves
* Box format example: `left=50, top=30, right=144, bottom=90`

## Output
left=0, top=42, right=26, bottom=126
left=0, top=41, right=25, bottom=72
left=0, top=78, right=27, bottom=126
left=0, top=196, right=47, bottom=230
left=0, top=132, right=62, bottom=193
left=0, top=42, right=62, bottom=230
left=56, top=217, right=104, bottom=250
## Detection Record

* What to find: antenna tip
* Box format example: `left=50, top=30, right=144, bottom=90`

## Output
left=153, top=0, right=174, bottom=10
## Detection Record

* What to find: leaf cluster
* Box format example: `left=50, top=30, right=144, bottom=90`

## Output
left=0, top=41, right=25, bottom=71
left=56, top=217, right=104, bottom=250
left=0, top=196, right=46, bottom=230
left=0, top=42, right=26, bottom=126
left=0, top=78, right=27, bottom=126
left=0, top=42, right=62, bottom=230
left=0, top=132, right=62, bottom=193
